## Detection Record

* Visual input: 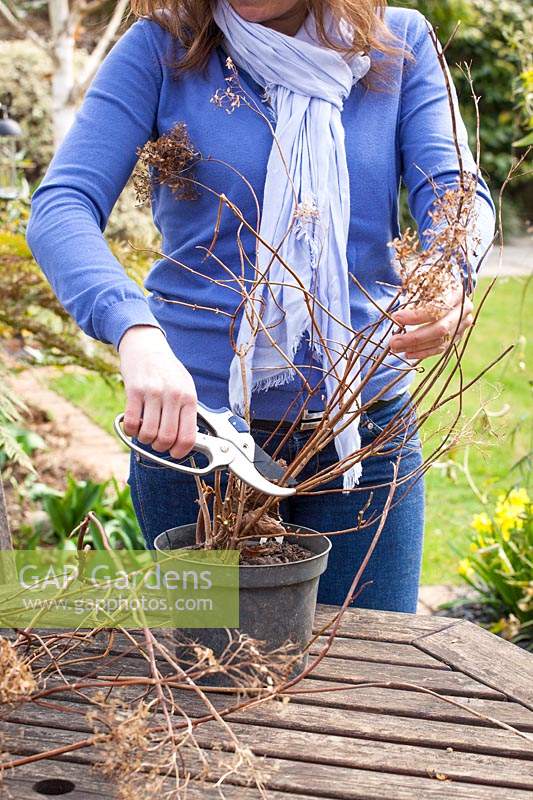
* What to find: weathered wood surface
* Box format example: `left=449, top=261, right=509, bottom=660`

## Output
left=314, top=605, right=460, bottom=643
left=2, top=719, right=533, bottom=800
left=1, top=606, right=532, bottom=799
left=308, top=635, right=450, bottom=668
left=5, top=701, right=533, bottom=786
left=55, top=646, right=504, bottom=697
left=2, top=758, right=329, bottom=800
left=417, top=619, right=533, bottom=710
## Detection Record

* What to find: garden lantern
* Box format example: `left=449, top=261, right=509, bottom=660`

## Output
left=0, top=92, right=22, bottom=200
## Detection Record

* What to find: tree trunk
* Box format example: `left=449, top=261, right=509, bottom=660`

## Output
left=1, top=0, right=127, bottom=149
left=48, top=0, right=78, bottom=148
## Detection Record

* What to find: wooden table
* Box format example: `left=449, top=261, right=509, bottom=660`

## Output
left=2, top=606, right=533, bottom=799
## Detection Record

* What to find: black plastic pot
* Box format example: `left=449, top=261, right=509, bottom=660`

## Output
left=153, top=523, right=331, bottom=685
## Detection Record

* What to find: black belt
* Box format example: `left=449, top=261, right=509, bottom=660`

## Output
left=251, top=394, right=404, bottom=435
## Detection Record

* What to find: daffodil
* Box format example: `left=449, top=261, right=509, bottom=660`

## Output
left=458, top=558, right=474, bottom=578
left=494, top=489, right=530, bottom=541
left=459, top=487, right=531, bottom=647
left=497, top=512, right=517, bottom=541
left=470, top=512, right=492, bottom=536
left=496, top=488, right=530, bottom=515
left=507, top=487, right=529, bottom=507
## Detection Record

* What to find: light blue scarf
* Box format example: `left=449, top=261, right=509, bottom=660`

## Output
left=213, top=0, right=371, bottom=489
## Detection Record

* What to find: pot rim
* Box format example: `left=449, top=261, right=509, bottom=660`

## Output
left=154, top=523, right=332, bottom=568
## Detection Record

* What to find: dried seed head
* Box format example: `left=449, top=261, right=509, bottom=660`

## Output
left=211, top=58, right=246, bottom=114
left=0, top=638, right=37, bottom=704
left=88, top=693, right=151, bottom=778
left=390, top=173, right=478, bottom=311
left=133, top=122, right=200, bottom=205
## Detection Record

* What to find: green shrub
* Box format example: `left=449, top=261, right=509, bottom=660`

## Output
left=394, top=0, right=531, bottom=219
left=0, top=194, right=31, bottom=237
left=0, top=37, right=160, bottom=245
left=0, top=39, right=55, bottom=182
left=25, top=474, right=144, bottom=550
left=0, top=231, right=145, bottom=374
left=0, top=422, right=45, bottom=472
left=458, top=487, right=532, bottom=649
left=0, top=361, right=41, bottom=473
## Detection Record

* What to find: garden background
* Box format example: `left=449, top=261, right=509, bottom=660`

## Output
left=0, top=0, right=531, bottom=632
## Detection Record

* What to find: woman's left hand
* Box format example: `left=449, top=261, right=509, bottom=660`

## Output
left=389, top=285, right=474, bottom=361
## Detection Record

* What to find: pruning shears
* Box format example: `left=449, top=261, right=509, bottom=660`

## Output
left=114, top=402, right=296, bottom=498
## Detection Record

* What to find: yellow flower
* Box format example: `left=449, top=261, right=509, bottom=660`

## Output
left=470, top=512, right=492, bottom=536
left=469, top=532, right=492, bottom=552
left=507, top=487, right=529, bottom=507
left=458, top=558, right=474, bottom=578
left=495, top=489, right=530, bottom=541
left=496, top=512, right=517, bottom=541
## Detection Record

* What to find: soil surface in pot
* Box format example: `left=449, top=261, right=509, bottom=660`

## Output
left=239, top=539, right=314, bottom=566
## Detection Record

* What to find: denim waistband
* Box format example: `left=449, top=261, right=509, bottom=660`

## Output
left=251, top=390, right=410, bottom=434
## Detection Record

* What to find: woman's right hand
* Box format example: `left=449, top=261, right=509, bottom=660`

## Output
left=118, top=325, right=198, bottom=459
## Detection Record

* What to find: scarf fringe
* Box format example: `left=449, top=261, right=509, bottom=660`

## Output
left=342, top=461, right=362, bottom=491
left=250, top=367, right=296, bottom=395
left=229, top=324, right=320, bottom=416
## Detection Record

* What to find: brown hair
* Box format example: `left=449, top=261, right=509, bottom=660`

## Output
left=129, top=1, right=403, bottom=83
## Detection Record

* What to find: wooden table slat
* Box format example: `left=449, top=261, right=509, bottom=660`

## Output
left=2, top=759, right=333, bottom=800
left=2, top=722, right=533, bottom=800
left=415, top=621, right=533, bottom=710
left=310, top=636, right=450, bottom=669
left=308, top=656, right=504, bottom=698
left=192, top=719, right=533, bottom=789
left=27, top=629, right=449, bottom=671
left=288, top=680, right=533, bottom=731
left=314, top=606, right=462, bottom=643
left=5, top=691, right=533, bottom=770
left=2, top=606, right=533, bottom=800
left=37, top=673, right=533, bottom=732
left=43, top=646, right=505, bottom=699
left=189, top=696, right=533, bottom=760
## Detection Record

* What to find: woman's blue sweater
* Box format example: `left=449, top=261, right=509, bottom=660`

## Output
left=26, top=7, right=495, bottom=419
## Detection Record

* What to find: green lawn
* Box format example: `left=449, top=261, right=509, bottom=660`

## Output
left=415, top=275, right=531, bottom=583
left=48, top=276, right=531, bottom=584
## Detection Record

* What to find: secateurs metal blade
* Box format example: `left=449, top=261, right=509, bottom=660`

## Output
left=114, top=402, right=296, bottom=498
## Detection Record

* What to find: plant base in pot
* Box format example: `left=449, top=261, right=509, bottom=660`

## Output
left=153, top=523, right=331, bottom=687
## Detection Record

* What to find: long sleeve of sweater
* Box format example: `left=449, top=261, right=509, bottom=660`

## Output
left=26, top=20, right=164, bottom=350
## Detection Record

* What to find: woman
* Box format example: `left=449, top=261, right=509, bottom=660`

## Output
left=26, top=0, right=495, bottom=612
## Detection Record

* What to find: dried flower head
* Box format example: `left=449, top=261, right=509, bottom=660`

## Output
left=88, top=693, right=151, bottom=777
left=210, top=57, right=246, bottom=114
left=294, top=194, right=320, bottom=225
left=211, top=86, right=244, bottom=114
left=390, top=173, right=478, bottom=311
left=210, top=742, right=271, bottom=791
left=89, top=692, right=191, bottom=800
left=132, top=122, right=200, bottom=204
left=0, top=638, right=37, bottom=705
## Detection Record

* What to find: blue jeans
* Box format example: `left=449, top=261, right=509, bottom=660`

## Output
left=127, top=393, right=425, bottom=612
